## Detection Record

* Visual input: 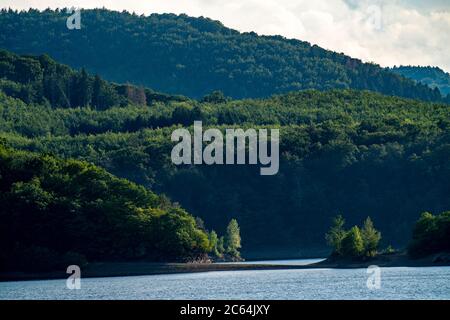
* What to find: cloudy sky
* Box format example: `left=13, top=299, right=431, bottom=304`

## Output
left=2, top=0, right=450, bottom=71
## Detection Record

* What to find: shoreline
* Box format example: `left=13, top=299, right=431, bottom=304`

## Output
left=0, top=262, right=317, bottom=282
left=1, top=253, right=449, bottom=282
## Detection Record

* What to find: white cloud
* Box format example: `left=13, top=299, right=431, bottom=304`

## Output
left=1, top=0, right=449, bottom=71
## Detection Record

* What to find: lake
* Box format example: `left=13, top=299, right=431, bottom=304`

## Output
left=1, top=259, right=449, bottom=300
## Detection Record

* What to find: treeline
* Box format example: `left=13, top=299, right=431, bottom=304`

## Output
left=0, top=8, right=446, bottom=102
left=0, top=49, right=188, bottom=109
left=391, top=66, right=450, bottom=97
left=325, top=212, right=450, bottom=260
left=408, top=211, right=450, bottom=258
left=1, top=87, right=449, bottom=139
left=325, top=211, right=450, bottom=260
left=0, top=142, right=241, bottom=271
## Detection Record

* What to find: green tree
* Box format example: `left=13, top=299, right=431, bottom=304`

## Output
left=325, top=215, right=346, bottom=256
left=408, top=211, right=450, bottom=258
left=225, top=218, right=241, bottom=258
left=217, top=236, right=225, bottom=256
left=208, top=230, right=220, bottom=258
left=201, top=90, right=228, bottom=103
left=361, top=217, right=381, bottom=257
left=341, top=226, right=364, bottom=258
left=15, top=57, right=43, bottom=84
left=92, top=74, right=103, bottom=109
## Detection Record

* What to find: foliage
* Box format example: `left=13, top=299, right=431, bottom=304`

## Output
left=0, top=144, right=212, bottom=271
left=208, top=230, right=221, bottom=258
left=361, top=217, right=382, bottom=257
left=0, top=49, right=449, bottom=256
left=408, top=211, right=450, bottom=258
left=225, top=219, right=242, bottom=258
left=326, top=216, right=382, bottom=258
left=325, top=215, right=346, bottom=256
left=0, top=9, right=446, bottom=102
left=382, top=245, right=397, bottom=255
left=0, top=49, right=188, bottom=109
left=340, top=226, right=365, bottom=258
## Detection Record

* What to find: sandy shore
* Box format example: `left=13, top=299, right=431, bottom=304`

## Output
left=1, top=253, right=448, bottom=282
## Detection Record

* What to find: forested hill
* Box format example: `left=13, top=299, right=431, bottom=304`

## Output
left=0, top=143, right=212, bottom=271
left=1, top=49, right=449, bottom=257
left=390, top=66, right=450, bottom=97
left=0, top=8, right=446, bottom=102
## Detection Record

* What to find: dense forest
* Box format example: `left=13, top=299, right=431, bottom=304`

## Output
left=0, top=8, right=447, bottom=103
left=408, top=211, right=450, bottom=258
left=0, top=143, right=213, bottom=271
left=1, top=50, right=449, bottom=258
left=0, top=49, right=188, bottom=110
left=0, top=140, right=244, bottom=271
left=391, top=66, right=450, bottom=97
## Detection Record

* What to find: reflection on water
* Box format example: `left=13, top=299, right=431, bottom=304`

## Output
left=0, top=260, right=449, bottom=300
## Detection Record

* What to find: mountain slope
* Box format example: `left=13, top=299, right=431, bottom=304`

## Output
left=0, top=8, right=444, bottom=102
left=390, top=66, right=450, bottom=97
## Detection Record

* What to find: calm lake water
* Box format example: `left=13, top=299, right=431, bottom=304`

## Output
left=1, top=259, right=449, bottom=300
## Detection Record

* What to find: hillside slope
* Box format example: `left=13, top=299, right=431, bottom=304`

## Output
left=1, top=50, right=449, bottom=257
left=0, top=8, right=445, bottom=102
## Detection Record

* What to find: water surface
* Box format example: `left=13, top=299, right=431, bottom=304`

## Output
left=1, top=260, right=449, bottom=300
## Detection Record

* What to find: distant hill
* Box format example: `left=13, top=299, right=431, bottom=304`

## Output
left=0, top=8, right=445, bottom=102
left=390, top=66, right=450, bottom=97
left=0, top=49, right=189, bottom=109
